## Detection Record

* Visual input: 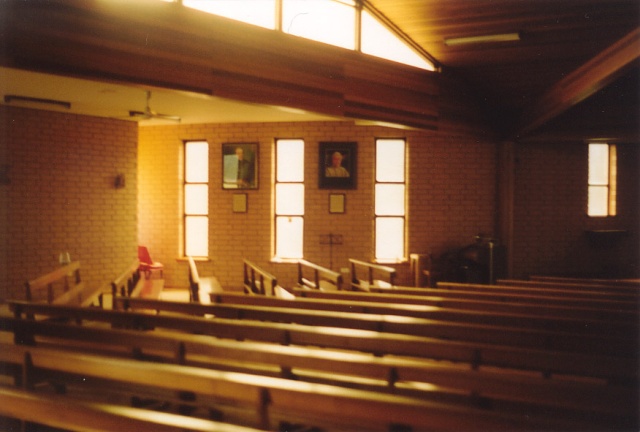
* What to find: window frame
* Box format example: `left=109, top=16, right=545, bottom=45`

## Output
left=274, top=138, right=305, bottom=261
left=587, top=142, right=617, bottom=217
left=184, top=140, right=210, bottom=258
left=374, top=138, right=407, bottom=263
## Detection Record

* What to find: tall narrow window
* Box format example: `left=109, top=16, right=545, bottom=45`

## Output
left=184, top=141, right=209, bottom=257
left=588, top=143, right=617, bottom=217
left=375, top=138, right=406, bottom=262
left=275, top=139, right=305, bottom=259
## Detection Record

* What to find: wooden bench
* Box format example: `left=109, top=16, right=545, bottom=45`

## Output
left=218, top=291, right=637, bottom=339
left=0, top=338, right=586, bottom=431
left=294, top=288, right=638, bottom=323
left=9, top=301, right=637, bottom=382
left=24, top=261, right=84, bottom=305
left=530, top=275, right=640, bottom=289
left=243, top=259, right=279, bottom=296
left=0, top=386, right=252, bottom=432
left=187, top=256, right=222, bottom=303
left=113, top=297, right=635, bottom=358
left=497, top=278, right=640, bottom=295
left=297, top=259, right=343, bottom=291
left=373, top=282, right=640, bottom=312
left=2, top=315, right=635, bottom=430
left=349, top=258, right=396, bottom=290
left=78, top=259, right=142, bottom=308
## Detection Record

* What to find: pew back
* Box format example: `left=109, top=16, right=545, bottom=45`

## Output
left=2, top=315, right=635, bottom=429
left=24, top=261, right=84, bottom=305
left=10, top=300, right=637, bottom=381
left=188, top=256, right=222, bottom=303
left=297, top=259, right=343, bottom=291
left=350, top=259, right=396, bottom=290
left=243, top=259, right=278, bottom=296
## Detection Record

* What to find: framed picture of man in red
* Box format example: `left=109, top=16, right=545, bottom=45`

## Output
left=319, top=141, right=356, bottom=189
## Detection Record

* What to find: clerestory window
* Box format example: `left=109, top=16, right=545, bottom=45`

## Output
left=181, top=0, right=435, bottom=71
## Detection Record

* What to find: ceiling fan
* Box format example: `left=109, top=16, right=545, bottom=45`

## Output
left=129, top=90, right=181, bottom=122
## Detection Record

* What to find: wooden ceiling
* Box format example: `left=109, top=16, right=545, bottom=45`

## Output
left=368, top=0, right=640, bottom=138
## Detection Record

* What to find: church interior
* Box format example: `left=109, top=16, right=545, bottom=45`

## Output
left=0, top=0, right=638, bottom=430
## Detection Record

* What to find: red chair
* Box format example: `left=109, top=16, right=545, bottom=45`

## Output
left=138, top=246, right=164, bottom=279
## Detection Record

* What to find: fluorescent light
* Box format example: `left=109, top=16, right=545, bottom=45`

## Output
left=444, top=32, right=520, bottom=46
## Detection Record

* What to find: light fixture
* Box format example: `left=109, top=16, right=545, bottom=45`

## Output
left=444, top=32, right=520, bottom=46
left=4, top=94, right=71, bottom=109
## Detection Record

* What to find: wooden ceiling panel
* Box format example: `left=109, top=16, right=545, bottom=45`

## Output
left=368, top=0, right=640, bottom=128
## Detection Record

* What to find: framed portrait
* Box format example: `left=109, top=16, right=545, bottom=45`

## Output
left=222, top=143, right=258, bottom=189
left=319, top=142, right=356, bottom=189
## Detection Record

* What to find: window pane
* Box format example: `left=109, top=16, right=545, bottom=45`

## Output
left=276, top=216, right=303, bottom=259
left=185, top=216, right=208, bottom=256
left=283, top=0, right=356, bottom=50
left=185, top=184, right=208, bottom=215
left=185, top=141, right=209, bottom=183
left=184, top=0, right=276, bottom=29
left=375, top=217, right=404, bottom=261
left=277, top=139, right=304, bottom=182
left=588, top=143, right=609, bottom=185
left=275, top=184, right=305, bottom=215
left=375, top=184, right=405, bottom=216
left=609, top=145, right=617, bottom=216
left=588, top=186, right=608, bottom=217
left=376, top=139, right=405, bottom=182
left=361, top=10, right=434, bottom=71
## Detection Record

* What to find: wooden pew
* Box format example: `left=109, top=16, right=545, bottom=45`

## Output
left=9, top=301, right=637, bottom=383
left=188, top=256, right=222, bottom=303
left=374, top=282, right=640, bottom=311
left=497, top=278, right=640, bottom=295
left=293, top=289, right=638, bottom=323
left=24, top=261, right=84, bottom=305
left=0, top=386, right=255, bottom=432
left=2, top=315, right=635, bottom=430
left=113, top=297, right=634, bottom=358
left=216, top=291, right=636, bottom=339
left=350, top=259, right=396, bottom=290
left=78, top=259, right=141, bottom=308
left=530, top=275, right=640, bottom=289
left=297, top=259, right=343, bottom=291
left=243, top=259, right=278, bottom=296
left=0, top=340, right=585, bottom=432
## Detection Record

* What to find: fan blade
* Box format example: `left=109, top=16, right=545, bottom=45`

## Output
left=152, top=113, right=181, bottom=122
left=129, top=110, right=150, bottom=118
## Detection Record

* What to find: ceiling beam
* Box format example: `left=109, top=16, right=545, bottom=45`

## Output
left=513, top=27, right=640, bottom=138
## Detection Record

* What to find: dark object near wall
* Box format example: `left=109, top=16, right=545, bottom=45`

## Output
left=437, top=237, right=506, bottom=285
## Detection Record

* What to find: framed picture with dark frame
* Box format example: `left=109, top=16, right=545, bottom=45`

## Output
left=222, top=143, right=258, bottom=189
left=319, top=141, right=356, bottom=189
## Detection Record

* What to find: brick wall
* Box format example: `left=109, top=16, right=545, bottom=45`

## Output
left=138, top=121, right=498, bottom=290
left=512, top=141, right=639, bottom=278
left=1, top=106, right=138, bottom=299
